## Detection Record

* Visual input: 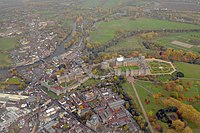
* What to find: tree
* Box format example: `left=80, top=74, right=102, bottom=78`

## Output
left=123, top=125, right=129, bottom=131
left=172, top=120, right=185, bottom=132
left=125, top=102, right=130, bottom=109
left=182, top=126, right=193, bottom=133
left=176, top=72, right=184, bottom=78
left=187, top=81, right=192, bottom=88
left=63, top=123, right=68, bottom=130
left=163, top=97, right=200, bottom=127
left=165, top=83, right=171, bottom=91
left=175, top=85, right=183, bottom=92
left=92, top=69, right=97, bottom=75
left=171, top=91, right=179, bottom=99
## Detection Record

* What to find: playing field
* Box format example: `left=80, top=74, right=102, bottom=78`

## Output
left=90, top=18, right=200, bottom=44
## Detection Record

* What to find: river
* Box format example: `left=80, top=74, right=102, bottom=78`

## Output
left=0, top=29, right=73, bottom=77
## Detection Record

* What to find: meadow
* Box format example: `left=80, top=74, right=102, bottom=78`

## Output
left=106, top=36, right=145, bottom=52
left=0, top=38, right=17, bottom=50
left=156, top=32, right=200, bottom=53
left=175, top=62, right=200, bottom=79
left=0, top=38, right=17, bottom=67
left=90, top=17, right=200, bottom=44
left=82, top=0, right=139, bottom=9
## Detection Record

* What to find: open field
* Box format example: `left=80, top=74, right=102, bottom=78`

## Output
left=90, top=18, right=200, bottom=44
left=0, top=37, right=17, bottom=67
left=0, top=54, right=12, bottom=67
left=175, top=62, right=200, bottom=79
left=156, top=32, right=200, bottom=53
left=122, top=81, right=168, bottom=132
left=82, top=0, right=122, bottom=9
left=0, top=37, right=17, bottom=50
left=134, top=79, right=200, bottom=132
left=82, top=0, right=148, bottom=9
left=106, top=36, right=145, bottom=52
left=82, top=0, right=135, bottom=9
left=171, top=41, right=193, bottom=48
left=148, top=61, right=174, bottom=74
left=157, top=1, right=200, bottom=12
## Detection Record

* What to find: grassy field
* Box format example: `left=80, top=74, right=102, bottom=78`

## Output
left=0, top=37, right=17, bottom=50
left=156, top=32, right=200, bottom=53
left=6, top=77, right=21, bottom=82
left=0, top=54, right=12, bottom=67
left=82, top=0, right=125, bottom=9
left=175, top=62, right=200, bottom=79
left=82, top=0, right=149, bottom=9
left=120, top=66, right=139, bottom=72
left=0, top=37, right=17, bottom=67
left=134, top=80, right=200, bottom=132
left=106, top=36, right=145, bottom=52
left=90, top=18, right=200, bottom=44
left=122, top=80, right=169, bottom=132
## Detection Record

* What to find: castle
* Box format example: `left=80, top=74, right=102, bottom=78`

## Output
left=101, top=55, right=151, bottom=76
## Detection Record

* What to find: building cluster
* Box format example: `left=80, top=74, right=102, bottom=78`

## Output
left=0, top=106, right=30, bottom=131
left=40, top=54, right=92, bottom=95
left=0, top=11, right=66, bottom=67
left=58, top=81, right=141, bottom=132
left=102, top=55, right=151, bottom=76
left=0, top=86, right=52, bottom=132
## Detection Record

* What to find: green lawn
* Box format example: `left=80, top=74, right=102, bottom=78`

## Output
left=41, top=86, right=60, bottom=99
left=0, top=37, right=17, bottom=67
left=122, top=80, right=168, bottom=132
left=120, top=66, right=139, bottom=72
left=0, top=53, right=12, bottom=67
left=79, top=78, right=100, bottom=88
left=0, top=37, right=18, bottom=51
left=60, top=80, right=77, bottom=87
left=6, top=77, right=21, bottom=82
left=106, top=36, right=145, bottom=52
left=175, top=62, right=200, bottom=79
left=122, top=77, right=200, bottom=132
left=156, top=32, right=200, bottom=53
left=90, top=18, right=200, bottom=44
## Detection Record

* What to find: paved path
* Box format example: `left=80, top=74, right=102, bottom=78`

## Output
left=128, top=77, right=154, bottom=133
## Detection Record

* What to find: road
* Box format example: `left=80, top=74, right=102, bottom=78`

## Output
left=127, top=77, right=154, bottom=133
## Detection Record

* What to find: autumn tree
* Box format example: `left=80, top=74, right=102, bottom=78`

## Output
left=163, top=97, right=200, bottom=127
left=125, top=102, right=130, bottom=109
left=172, top=120, right=185, bottom=132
